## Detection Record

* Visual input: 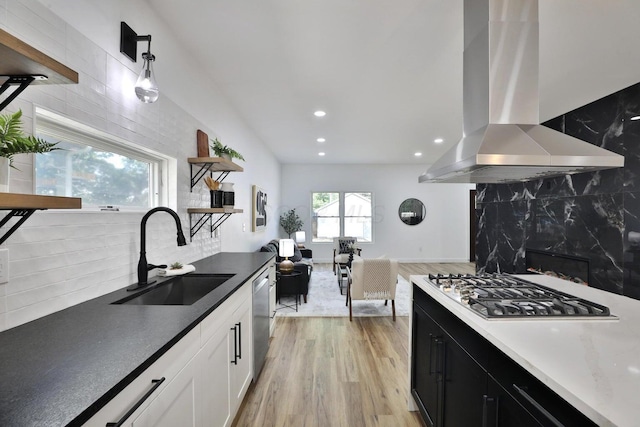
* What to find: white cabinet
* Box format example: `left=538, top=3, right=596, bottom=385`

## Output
left=199, top=279, right=253, bottom=427
left=131, top=352, right=201, bottom=427
left=229, top=299, right=252, bottom=411
left=86, top=327, right=200, bottom=427
left=85, top=278, right=256, bottom=427
left=199, top=320, right=232, bottom=426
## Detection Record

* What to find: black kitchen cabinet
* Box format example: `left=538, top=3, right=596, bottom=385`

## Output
left=411, top=303, right=441, bottom=427
left=412, top=286, right=486, bottom=427
left=411, top=284, right=598, bottom=427
left=486, top=375, right=543, bottom=427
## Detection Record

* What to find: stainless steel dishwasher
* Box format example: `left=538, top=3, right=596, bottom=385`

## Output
left=252, top=268, right=270, bottom=379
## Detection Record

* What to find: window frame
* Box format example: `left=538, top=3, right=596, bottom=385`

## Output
left=311, top=191, right=373, bottom=243
left=34, top=108, right=175, bottom=211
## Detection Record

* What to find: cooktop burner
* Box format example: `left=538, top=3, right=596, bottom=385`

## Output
left=425, top=273, right=616, bottom=320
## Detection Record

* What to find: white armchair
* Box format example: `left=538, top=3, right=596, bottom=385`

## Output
left=347, top=258, right=399, bottom=321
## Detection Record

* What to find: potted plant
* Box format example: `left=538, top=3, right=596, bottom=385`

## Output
left=0, top=109, right=59, bottom=191
left=209, top=137, right=245, bottom=162
left=279, top=208, right=303, bottom=238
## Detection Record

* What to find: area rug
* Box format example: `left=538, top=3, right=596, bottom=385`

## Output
left=276, top=269, right=410, bottom=317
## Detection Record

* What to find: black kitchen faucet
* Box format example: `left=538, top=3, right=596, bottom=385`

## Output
left=128, top=207, right=187, bottom=291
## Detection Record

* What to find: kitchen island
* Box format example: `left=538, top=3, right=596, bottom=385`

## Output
left=0, top=252, right=274, bottom=426
left=409, top=273, right=640, bottom=427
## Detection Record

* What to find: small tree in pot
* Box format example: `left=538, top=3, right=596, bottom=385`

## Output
left=279, top=208, right=303, bottom=238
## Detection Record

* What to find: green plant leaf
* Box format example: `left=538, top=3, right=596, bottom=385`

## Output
left=0, top=109, right=59, bottom=167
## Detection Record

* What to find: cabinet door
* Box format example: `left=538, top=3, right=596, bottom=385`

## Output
left=441, top=334, right=487, bottom=427
left=132, top=353, right=200, bottom=427
left=199, top=325, right=232, bottom=427
left=411, top=303, right=443, bottom=427
left=229, top=301, right=252, bottom=413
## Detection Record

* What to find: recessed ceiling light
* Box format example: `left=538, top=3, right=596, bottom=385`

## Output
left=318, top=152, right=325, bottom=156
left=314, top=110, right=326, bottom=117
left=434, top=138, right=444, bottom=143
left=631, top=115, right=640, bottom=121
left=414, top=152, right=422, bottom=157
left=317, top=137, right=326, bottom=143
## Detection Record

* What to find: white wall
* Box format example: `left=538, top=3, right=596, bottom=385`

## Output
left=281, top=164, right=474, bottom=263
left=0, top=0, right=280, bottom=331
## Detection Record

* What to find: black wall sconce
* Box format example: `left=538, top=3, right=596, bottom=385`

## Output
left=120, top=21, right=159, bottom=103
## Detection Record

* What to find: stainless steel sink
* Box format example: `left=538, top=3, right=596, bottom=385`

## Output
left=112, top=274, right=235, bottom=306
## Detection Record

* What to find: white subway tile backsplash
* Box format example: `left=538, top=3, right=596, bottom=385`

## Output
left=0, top=0, right=240, bottom=332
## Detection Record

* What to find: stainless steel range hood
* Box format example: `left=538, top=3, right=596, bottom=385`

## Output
left=419, top=0, right=624, bottom=184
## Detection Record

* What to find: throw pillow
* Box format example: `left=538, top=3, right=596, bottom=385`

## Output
left=339, top=238, right=356, bottom=254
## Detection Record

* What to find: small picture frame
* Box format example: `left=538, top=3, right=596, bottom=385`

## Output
left=252, top=185, right=267, bottom=232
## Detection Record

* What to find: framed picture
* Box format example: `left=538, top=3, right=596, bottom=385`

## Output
left=252, top=185, right=267, bottom=232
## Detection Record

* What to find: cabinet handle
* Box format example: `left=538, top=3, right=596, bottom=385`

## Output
left=435, top=338, right=444, bottom=375
left=428, top=334, right=435, bottom=374
left=236, top=322, right=242, bottom=360
left=106, top=377, right=165, bottom=427
left=230, top=325, right=238, bottom=365
left=482, top=395, right=497, bottom=427
left=512, top=384, right=564, bottom=427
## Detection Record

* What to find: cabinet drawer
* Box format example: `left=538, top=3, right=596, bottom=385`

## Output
left=488, top=348, right=597, bottom=427
left=85, top=326, right=200, bottom=426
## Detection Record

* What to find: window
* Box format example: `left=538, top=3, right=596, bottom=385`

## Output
left=34, top=109, right=171, bottom=209
left=312, top=192, right=372, bottom=242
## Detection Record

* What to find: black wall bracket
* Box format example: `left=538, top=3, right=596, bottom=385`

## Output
left=0, top=75, right=47, bottom=112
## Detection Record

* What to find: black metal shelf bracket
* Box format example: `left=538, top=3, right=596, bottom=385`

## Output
left=188, top=212, right=232, bottom=241
left=189, top=163, right=230, bottom=191
left=0, top=75, right=47, bottom=112
left=0, top=209, right=38, bottom=245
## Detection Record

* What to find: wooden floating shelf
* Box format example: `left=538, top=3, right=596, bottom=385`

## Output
left=187, top=157, right=244, bottom=172
left=0, top=193, right=82, bottom=210
left=187, top=208, right=243, bottom=214
left=0, top=28, right=79, bottom=85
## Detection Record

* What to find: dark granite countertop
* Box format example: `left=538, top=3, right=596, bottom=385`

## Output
left=0, top=252, right=275, bottom=427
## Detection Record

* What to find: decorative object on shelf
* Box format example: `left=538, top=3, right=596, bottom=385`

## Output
left=279, top=238, right=295, bottom=274
left=0, top=109, right=59, bottom=191
left=119, top=21, right=159, bottom=103
left=280, top=208, right=303, bottom=238
left=295, top=231, right=306, bottom=247
left=204, top=176, right=222, bottom=208
left=196, top=129, right=210, bottom=157
left=398, top=198, right=426, bottom=225
left=221, top=182, right=235, bottom=207
left=170, top=262, right=183, bottom=270
left=252, top=185, right=267, bottom=232
left=210, top=137, right=245, bottom=162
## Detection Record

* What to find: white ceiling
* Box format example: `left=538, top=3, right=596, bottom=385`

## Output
left=146, top=0, right=640, bottom=166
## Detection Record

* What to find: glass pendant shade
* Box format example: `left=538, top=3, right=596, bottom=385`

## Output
left=135, top=52, right=159, bottom=103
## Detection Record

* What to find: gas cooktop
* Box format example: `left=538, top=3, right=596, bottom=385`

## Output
left=425, top=273, right=617, bottom=320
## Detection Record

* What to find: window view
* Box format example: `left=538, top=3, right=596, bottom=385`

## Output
left=312, top=192, right=340, bottom=242
left=312, top=192, right=372, bottom=242
left=34, top=109, right=167, bottom=209
left=35, top=140, right=152, bottom=207
left=344, top=192, right=372, bottom=241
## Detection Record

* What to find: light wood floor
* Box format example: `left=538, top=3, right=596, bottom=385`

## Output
left=232, top=262, right=475, bottom=427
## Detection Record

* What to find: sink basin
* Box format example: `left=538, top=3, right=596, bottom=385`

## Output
left=112, top=274, right=235, bottom=306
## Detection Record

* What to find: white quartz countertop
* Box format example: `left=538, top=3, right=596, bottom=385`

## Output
left=410, top=273, right=640, bottom=427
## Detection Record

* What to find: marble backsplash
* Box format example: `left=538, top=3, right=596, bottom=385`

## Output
left=476, top=82, right=640, bottom=299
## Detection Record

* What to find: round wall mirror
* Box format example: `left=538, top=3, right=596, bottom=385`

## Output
left=399, top=198, right=426, bottom=225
